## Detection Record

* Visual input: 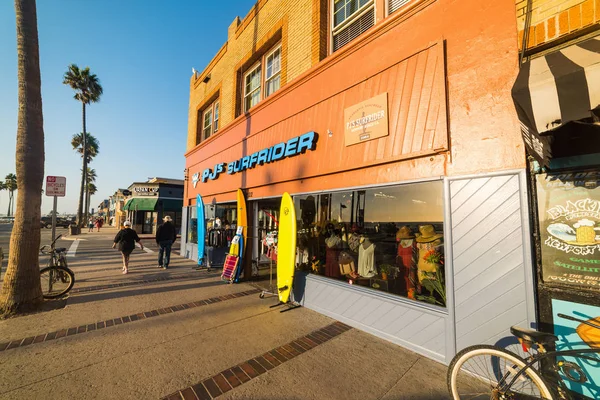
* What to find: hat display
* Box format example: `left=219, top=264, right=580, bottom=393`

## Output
left=415, top=224, right=443, bottom=243
left=396, top=226, right=415, bottom=240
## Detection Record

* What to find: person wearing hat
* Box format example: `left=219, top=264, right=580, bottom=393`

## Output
left=156, top=215, right=177, bottom=269
left=112, top=221, right=143, bottom=274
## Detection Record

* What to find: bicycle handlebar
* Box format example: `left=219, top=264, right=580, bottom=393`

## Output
left=40, top=234, right=64, bottom=254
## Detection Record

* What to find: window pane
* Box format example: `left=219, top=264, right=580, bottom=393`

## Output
left=294, top=181, right=446, bottom=307
left=266, top=74, right=280, bottom=96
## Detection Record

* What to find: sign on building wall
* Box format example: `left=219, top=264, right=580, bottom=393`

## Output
left=537, top=171, right=600, bottom=289
left=344, top=92, right=389, bottom=146
left=134, top=187, right=159, bottom=196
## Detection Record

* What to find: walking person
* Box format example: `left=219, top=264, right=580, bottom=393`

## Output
left=88, top=217, right=94, bottom=232
left=112, top=221, right=143, bottom=274
left=156, top=215, right=177, bottom=269
left=96, top=217, right=103, bottom=232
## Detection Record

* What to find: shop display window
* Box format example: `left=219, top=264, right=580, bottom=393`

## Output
left=293, top=181, right=446, bottom=307
left=187, top=206, right=198, bottom=245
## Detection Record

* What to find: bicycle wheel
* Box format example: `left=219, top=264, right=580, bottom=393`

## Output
left=448, top=344, right=554, bottom=400
left=40, top=266, right=75, bottom=298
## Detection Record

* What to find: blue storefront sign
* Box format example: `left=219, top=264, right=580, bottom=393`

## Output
left=197, top=131, right=317, bottom=184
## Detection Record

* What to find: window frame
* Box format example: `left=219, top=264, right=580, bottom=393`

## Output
left=242, top=42, right=283, bottom=113
left=332, top=0, right=375, bottom=34
left=264, top=45, right=282, bottom=98
left=213, top=101, right=220, bottom=133
left=198, top=99, right=219, bottom=143
left=243, top=61, right=262, bottom=113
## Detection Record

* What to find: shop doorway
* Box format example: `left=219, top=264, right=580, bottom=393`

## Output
left=253, top=197, right=281, bottom=279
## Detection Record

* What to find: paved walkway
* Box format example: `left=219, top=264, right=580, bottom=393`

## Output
left=0, top=227, right=453, bottom=399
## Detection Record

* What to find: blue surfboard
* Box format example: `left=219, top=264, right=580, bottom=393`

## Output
left=233, top=232, right=244, bottom=283
left=196, top=194, right=206, bottom=266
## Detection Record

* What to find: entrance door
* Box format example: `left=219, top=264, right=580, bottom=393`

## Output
left=254, top=198, right=281, bottom=273
left=143, top=211, right=156, bottom=234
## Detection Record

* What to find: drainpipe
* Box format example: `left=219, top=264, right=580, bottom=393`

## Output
left=519, top=0, right=533, bottom=65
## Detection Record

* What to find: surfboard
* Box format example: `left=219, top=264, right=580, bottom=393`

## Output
left=237, top=189, right=247, bottom=250
left=196, top=194, right=206, bottom=266
left=277, top=192, right=296, bottom=303
left=236, top=189, right=247, bottom=279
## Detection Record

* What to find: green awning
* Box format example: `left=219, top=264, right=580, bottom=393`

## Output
left=159, top=199, right=183, bottom=211
left=123, top=198, right=158, bottom=211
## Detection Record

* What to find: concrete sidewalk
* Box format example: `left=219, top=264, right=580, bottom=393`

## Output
left=0, top=232, right=453, bottom=400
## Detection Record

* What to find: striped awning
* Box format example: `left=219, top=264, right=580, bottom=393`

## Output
left=512, top=34, right=600, bottom=167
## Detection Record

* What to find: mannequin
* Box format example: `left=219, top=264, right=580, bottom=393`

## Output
left=325, top=225, right=342, bottom=278
left=415, top=225, right=444, bottom=283
left=396, top=226, right=418, bottom=298
left=358, top=236, right=376, bottom=278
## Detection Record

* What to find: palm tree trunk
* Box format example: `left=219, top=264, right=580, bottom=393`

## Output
left=6, top=194, right=10, bottom=216
left=0, top=0, right=44, bottom=314
left=85, top=184, right=90, bottom=220
left=76, top=103, right=86, bottom=227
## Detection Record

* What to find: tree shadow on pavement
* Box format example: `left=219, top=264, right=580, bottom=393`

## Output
left=67, top=280, right=224, bottom=306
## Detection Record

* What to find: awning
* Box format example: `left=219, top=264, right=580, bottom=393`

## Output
left=123, top=198, right=158, bottom=211
left=158, top=199, right=183, bottom=212
left=512, top=34, right=600, bottom=167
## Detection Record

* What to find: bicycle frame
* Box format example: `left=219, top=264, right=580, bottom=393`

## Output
left=502, top=346, right=600, bottom=399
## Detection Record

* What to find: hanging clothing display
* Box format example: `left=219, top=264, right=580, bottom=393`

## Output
left=358, top=240, right=376, bottom=278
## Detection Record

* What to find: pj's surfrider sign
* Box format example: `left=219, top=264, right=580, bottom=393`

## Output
left=192, top=131, right=317, bottom=187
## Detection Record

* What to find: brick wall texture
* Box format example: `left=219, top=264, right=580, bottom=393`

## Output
left=187, top=0, right=325, bottom=151
left=516, top=0, right=600, bottom=50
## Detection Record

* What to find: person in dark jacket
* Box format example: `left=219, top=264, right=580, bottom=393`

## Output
left=156, top=215, right=177, bottom=269
left=112, top=221, right=143, bottom=274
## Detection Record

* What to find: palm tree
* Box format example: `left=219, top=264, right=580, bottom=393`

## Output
left=63, top=64, right=103, bottom=228
left=0, top=0, right=45, bottom=315
left=5, top=173, right=18, bottom=216
left=71, top=133, right=99, bottom=222
left=71, top=132, right=99, bottom=163
left=85, top=168, right=97, bottom=221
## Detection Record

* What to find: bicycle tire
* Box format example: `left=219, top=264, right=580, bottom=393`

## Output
left=448, top=344, right=554, bottom=400
left=40, top=266, right=75, bottom=299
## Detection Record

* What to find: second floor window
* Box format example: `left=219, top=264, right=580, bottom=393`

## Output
left=265, top=47, right=281, bottom=97
left=243, top=44, right=282, bottom=112
left=244, top=64, right=262, bottom=112
left=200, top=99, right=219, bottom=142
left=332, top=0, right=374, bottom=52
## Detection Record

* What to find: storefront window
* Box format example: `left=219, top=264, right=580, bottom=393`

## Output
left=536, top=171, right=600, bottom=290
left=187, top=206, right=197, bottom=245
left=294, top=181, right=446, bottom=307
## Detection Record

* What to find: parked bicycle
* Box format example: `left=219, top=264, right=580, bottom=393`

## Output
left=40, top=234, right=75, bottom=298
left=448, top=314, right=600, bottom=399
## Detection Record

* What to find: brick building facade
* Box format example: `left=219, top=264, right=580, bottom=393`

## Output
left=183, top=0, right=539, bottom=366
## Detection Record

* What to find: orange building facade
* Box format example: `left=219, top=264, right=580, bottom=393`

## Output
left=183, top=0, right=537, bottom=364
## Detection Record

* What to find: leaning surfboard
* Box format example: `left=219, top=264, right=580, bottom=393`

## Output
left=277, top=192, right=296, bottom=303
left=196, top=194, right=206, bottom=266
left=236, top=189, right=247, bottom=258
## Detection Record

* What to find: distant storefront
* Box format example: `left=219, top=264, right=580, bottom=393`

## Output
left=123, top=178, right=183, bottom=235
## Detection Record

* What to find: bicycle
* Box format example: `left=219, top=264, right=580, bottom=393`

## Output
left=448, top=313, right=600, bottom=399
left=40, top=234, right=75, bottom=298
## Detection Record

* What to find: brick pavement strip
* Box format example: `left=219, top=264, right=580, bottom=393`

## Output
left=161, top=321, right=352, bottom=399
left=0, top=289, right=261, bottom=352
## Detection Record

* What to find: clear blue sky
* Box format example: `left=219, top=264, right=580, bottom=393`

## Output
left=0, top=0, right=256, bottom=215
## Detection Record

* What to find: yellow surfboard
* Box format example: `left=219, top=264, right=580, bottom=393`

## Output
left=277, top=192, right=297, bottom=303
left=237, top=189, right=247, bottom=251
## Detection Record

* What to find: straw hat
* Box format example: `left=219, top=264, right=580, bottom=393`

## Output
left=415, top=225, right=443, bottom=243
left=396, top=226, right=415, bottom=240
